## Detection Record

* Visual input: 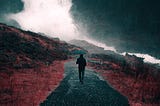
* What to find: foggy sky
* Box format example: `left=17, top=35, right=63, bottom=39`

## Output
left=71, top=0, right=160, bottom=59
left=9, top=0, right=78, bottom=41
left=0, top=0, right=160, bottom=59
left=0, top=0, right=23, bottom=26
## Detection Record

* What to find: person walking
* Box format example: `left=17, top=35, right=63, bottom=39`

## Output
left=76, top=54, right=86, bottom=84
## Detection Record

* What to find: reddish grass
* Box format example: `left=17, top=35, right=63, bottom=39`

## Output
left=0, top=60, right=65, bottom=106
left=97, top=70, right=160, bottom=106
left=88, top=59, right=160, bottom=106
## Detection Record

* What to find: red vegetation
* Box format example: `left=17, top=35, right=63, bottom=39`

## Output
left=89, top=54, right=160, bottom=106
left=0, top=23, right=81, bottom=105
left=0, top=61, right=65, bottom=106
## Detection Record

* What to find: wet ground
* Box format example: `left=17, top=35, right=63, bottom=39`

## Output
left=40, top=61, right=129, bottom=106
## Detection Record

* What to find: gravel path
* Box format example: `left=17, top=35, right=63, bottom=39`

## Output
left=40, top=61, right=129, bottom=106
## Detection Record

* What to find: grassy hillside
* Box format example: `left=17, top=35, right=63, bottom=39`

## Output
left=0, top=23, right=85, bottom=105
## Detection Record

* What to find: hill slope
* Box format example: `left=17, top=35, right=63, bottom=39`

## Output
left=0, top=23, right=69, bottom=69
left=0, top=23, right=85, bottom=106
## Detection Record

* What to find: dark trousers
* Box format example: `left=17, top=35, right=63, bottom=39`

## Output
left=79, top=70, right=85, bottom=82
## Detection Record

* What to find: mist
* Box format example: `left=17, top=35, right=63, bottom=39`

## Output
left=8, top=0, right=78, bottom=41
left=122, top=52, right=160, bottom=65
left=71, top=0, right=160, bottom=59
left=7, top=0, right=116, bottom=52
left=1, top=0, right=159, bottom=64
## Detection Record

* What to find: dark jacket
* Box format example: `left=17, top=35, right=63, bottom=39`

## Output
left=76, top=57, right=86, bottom=71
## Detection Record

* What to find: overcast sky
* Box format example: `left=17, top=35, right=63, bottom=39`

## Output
left=0, top=0, right=160, bottom=59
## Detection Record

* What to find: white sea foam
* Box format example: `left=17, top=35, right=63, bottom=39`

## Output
left=121, top=52, right=160, bottom=65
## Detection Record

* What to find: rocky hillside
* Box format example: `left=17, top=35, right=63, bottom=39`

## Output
left=69, top=39, right=105, bottom=54
left=69, top=39, right=117, bottom=55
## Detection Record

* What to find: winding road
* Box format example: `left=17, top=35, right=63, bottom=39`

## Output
left=40, top=61, right=129, bottom=106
